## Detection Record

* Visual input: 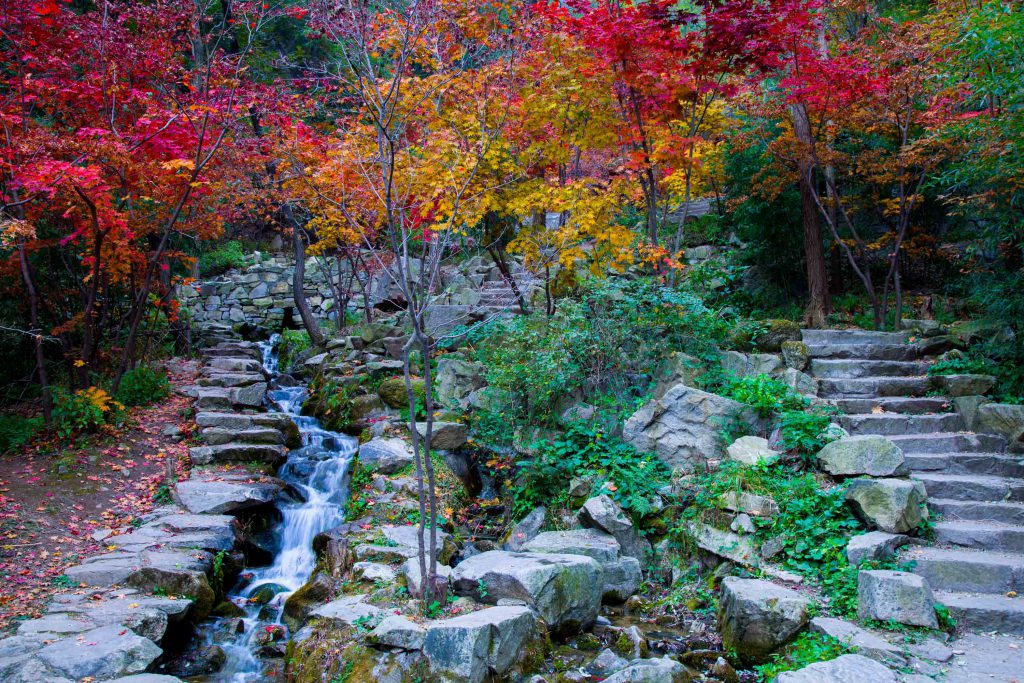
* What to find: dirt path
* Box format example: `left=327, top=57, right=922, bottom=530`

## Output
left=0, top=361, right=197, bottom=633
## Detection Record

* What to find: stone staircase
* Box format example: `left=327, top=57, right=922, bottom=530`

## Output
left=804, top=328, right=1024, bottom=635
left=475, top=270, right=542, bottom=312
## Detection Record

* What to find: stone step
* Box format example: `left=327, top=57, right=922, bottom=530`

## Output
left=806, top=343, right=919, bottom=361
left=911, top=473, right=1024, bottom=502
left=934, top=591, right=1024, bottom=635
left=933, top=520, right=1024, bottom=554
left=837, top=413, right=964, bottom=436
left=810, top=359, right=932, bottom=379
left=901, top=546, right=1024, bottom=594
left=818, top=376, right=929, bottom=398
left=802, top=329, right=910, bottom=345
left=930, top=499, right=1024, bottom=525
left=889, top=432, right=1007, bottom=454
left=906, top=453, right=1024, bottom=478
left=834, top=397, right=950, bottom=415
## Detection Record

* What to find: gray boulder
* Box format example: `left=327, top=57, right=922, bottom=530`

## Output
left=817, top=436, right=909, bottom=478
left=781, top=341, right=809, bottom=371
left=726, top=436, right=780, bottom=467
left=367, top=615, right=427, bottom=650
left=845, top=478, right=928, bottom=534
left=423, top=606, right=542, bottom=683
left=578, top=495, right=651, bottom=561
left=175, top=479, right=280, bottom=515
left=523, top=530, right=641, bottom=602
left=623, top=383, right=762, bottom=472
left=845, top=531, right=910, bottom=566
left=311, top=595, right=385, bottom=627
left=720, top=351, right=783, bottom=378
left=857, top=570, right=938, bottom=628
left=400, top=558, right=454, bottom=598
left=502, top=507, right=546, bottom=551
left=37, top=625, right=162, bottom=680
left=931, top=373, right=996, bottom=398
left=415, top=421, right=468, bottom=450
left=451, top=551, right=602, bottom=633
left=602, top=656, right=693, bottom=683
left=977, top=403, right=1024, bottom=450
left=358, top=438, right=414, bottom=474
left=809, top=617, right=905, bottom=666
left=436, top=357, right=487, bottom=410
left=775, top=654, right=897, bottom=683
left=780, top=367, right=818, bottom=396
left=718, top=577, right=810, bottom=664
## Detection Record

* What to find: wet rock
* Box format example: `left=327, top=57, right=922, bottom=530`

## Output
left=451, top=551, right=602, bottom=633
left=844, top=478, right=928, bottom=534
left=358, top=438, right=414, bottom=474
left=423, top=606, right=543, bottom=683
left=817, top=436, right=908, bottom=478
left=587, top=648, right=628, bottom=676
left=176, top=479, right=281, bottom=515
left=775, top=654, right=897, bottom=682
left=248, top=582, right=289, bottom=606
left=502, top=507, right=546, bottom=551
left=857, top=570, right=938, bottom=628
left=37, top=625, right=162, bottom=680
left=718, top=577, right=810, bottom=664
left=578, top=495, right=650, bottom=561
left=167, top=644, right=226, bottom=677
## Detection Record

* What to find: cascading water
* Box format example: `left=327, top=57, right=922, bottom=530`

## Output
left=198, top=334, right=358, bottom=682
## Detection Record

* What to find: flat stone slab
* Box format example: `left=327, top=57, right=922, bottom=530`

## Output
left=37, top=625, right=162, bottom=680
left=176, top=479, right=281, bottom=514
left=311, top=596, right=384, bottom=626
left=775, top=654, right=897, bottom=682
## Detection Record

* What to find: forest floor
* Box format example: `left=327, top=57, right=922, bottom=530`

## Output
left=0, top=361, right=197, bottom=633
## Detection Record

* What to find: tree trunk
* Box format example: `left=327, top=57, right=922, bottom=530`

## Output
left=791, top=104, right=831, bottom=327
left=289, top=211, right=326, bottom=346
left=18, top=242, right=52, bottom=425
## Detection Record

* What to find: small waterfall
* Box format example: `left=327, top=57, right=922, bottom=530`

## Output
left=201, top=334, right=358, bottom=682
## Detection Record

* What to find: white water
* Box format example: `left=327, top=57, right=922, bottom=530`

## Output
left=202, top=334, right=358, bottom=682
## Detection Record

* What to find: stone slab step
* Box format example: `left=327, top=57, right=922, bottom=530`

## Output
left=810, top=359, right=932, bottom=379
left=806, top=343, right=919, bottom=361
left=913, top=473, right=1024, bottom=502
left=930, top=499, right=1024, bottom=525
left=901, top=546, right=1024, bottom=594
left=818, top=376, right=929, bottom=398
left=834, top=397, right=950, bottom=415
left=802, top=329, right=910, bottom=345
left=890, top=432, right=1007, bottom=454
left=934, top=591, right=1024, bottom=635
left=906, top=453, right=1024, bottom=478
left=933, top=520, right=1024, bottom=554
left=837, top=413, right=964, bottom=436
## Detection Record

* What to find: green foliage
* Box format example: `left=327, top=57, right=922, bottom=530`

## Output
left=513, top=422, right=670, bottom=520
left=469, top=277, right=736, bottom=425
left=344, top=458, right=374, bottom=522
left=0, top=414, right=43, bottom=453
left=197, top=240, right=258, bottom=277
left=115, top=365, right=171, bottom=407
left=278, top=329, right=312, bottom=372
left=777, top=408, right=843, bottom=465
left=304, top=374, right=355, bottom=432
left=721, top=373, right=807, bottom=417
left=754, top=631, right=852, bottom=681
left=926, top=353, right=994, bottom=378
left=52, top=386, right=122, bottom=438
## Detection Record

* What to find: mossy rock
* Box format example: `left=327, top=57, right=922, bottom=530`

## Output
left=282, top=571, right=337, bottom=632
left=378, top=377, right=425, bottom=409
left=756, top=319, right=802, bottom=352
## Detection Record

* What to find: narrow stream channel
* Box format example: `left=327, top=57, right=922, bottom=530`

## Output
left=199, top=334, right=358, bottom=682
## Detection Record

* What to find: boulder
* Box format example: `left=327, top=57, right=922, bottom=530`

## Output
left=282, top=572, right=336, bottom=630
left=175, top=479, right=280, bottom=515
left=423, top=606, right=543, bottom=683
left=857, top=570, right=938, bottom=628
left=37, top=625, right=162, bottom=681
left=602, top=656, right=693, bottom=683
left=726, top=436, right=780, bottom=467
left=358, top=438, right=414, bottom=474
left=436, top=357, right=487, bottom=410
left=689, top=522, right=758, bottom=565
left=775, top=654, right=897, bottom=683
left=577, top=495, right=650, bottom=561
left=809, top=617, right=905, bottom=667
left=718, top=577, right=810, bottom=664
left=844, top=478, right=928, bottom=534
left=931, top=374, right=996, bottom=398
left=719, top=351, right=783, bottom=379
left=977, top=403, right=1024, bottom=447
left=757, top=319, right=802, bottom=352
left=400, top=558, right=454, bottom=598
left=523, top=530, right=642, bottom=602
left=502, top=507, right=546, bottom=551
left=414, top=421, right=468, bottom=450
left=623, top=383, right=762, bottom=472
left=781, top=341, right=810, bottom=371
left=845, top=531, right=910, bottom=566
left=655, top=353, right=705, bottom=394
left=127, top=561, right=215, bottom=620
left=377, top=377, right=421, bottom=409
left=310, top=595, right=385, bottom=627
left=451, top=551, right=602, bottom=633
left=953, top=395, right=988, bottom=432
left=367, top=615, right=426, bottom=650
left=720, top=491, right=778, bottom=518
left=780, top=368, right=818, bottom=396
left=817, top=436, right=909, bottom=478
left=587, top=649, right=629, bottom=676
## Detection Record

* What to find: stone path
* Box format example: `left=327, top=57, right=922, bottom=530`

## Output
left=805, top=328, right=1024, bottom=636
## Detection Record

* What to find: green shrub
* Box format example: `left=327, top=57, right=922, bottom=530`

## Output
left=754, top=631, right=851, bottom=681
left=513, top=422, right=670, bottom=520
left=304, top=375, right=355, bottom=431
left=777, top=408, right=843, bottom=466
left=52, top=386, right=122, bottom=437
left=278, top=329, right=312, bottom=372
left=926, top=353, right=994, bottom=377
left=115, top=366, right=171, bottom=407
left=0, top=414, right=43, bottom=453
left=198, top=240, right=257, bottom=277
left=721, top=373, right=807, bottom=417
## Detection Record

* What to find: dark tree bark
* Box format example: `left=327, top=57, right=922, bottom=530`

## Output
left=289, top=212, right=326, bottom=347
left=18, top=242, right=51, bottom=425
left=791, top=104, right=831, bottom=328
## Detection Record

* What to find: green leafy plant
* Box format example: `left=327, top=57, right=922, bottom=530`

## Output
left=344, top=458, right=374, bottom=521
left=197, top=239, right=258, bottom=277
left=926, top=353, right=994, bottom=377
left=278, top=329, right=312, bottom=372
left=0, top=414, right=43, bottom=453
left=721, top=373, right=807, bottom=417
left=304, top=375, right=355, bottom=432
left=754, top=631, right=851, bottom=681
left=777, top=408, right=843, bottom=466
left=52, top=386, right=123, bottom=437
left=115, top=365, right=171, bottom=407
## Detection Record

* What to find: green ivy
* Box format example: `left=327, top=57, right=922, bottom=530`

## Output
left=754, top=631, right=852, bottom=681
left=721, top=373, right=807, bottom=417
